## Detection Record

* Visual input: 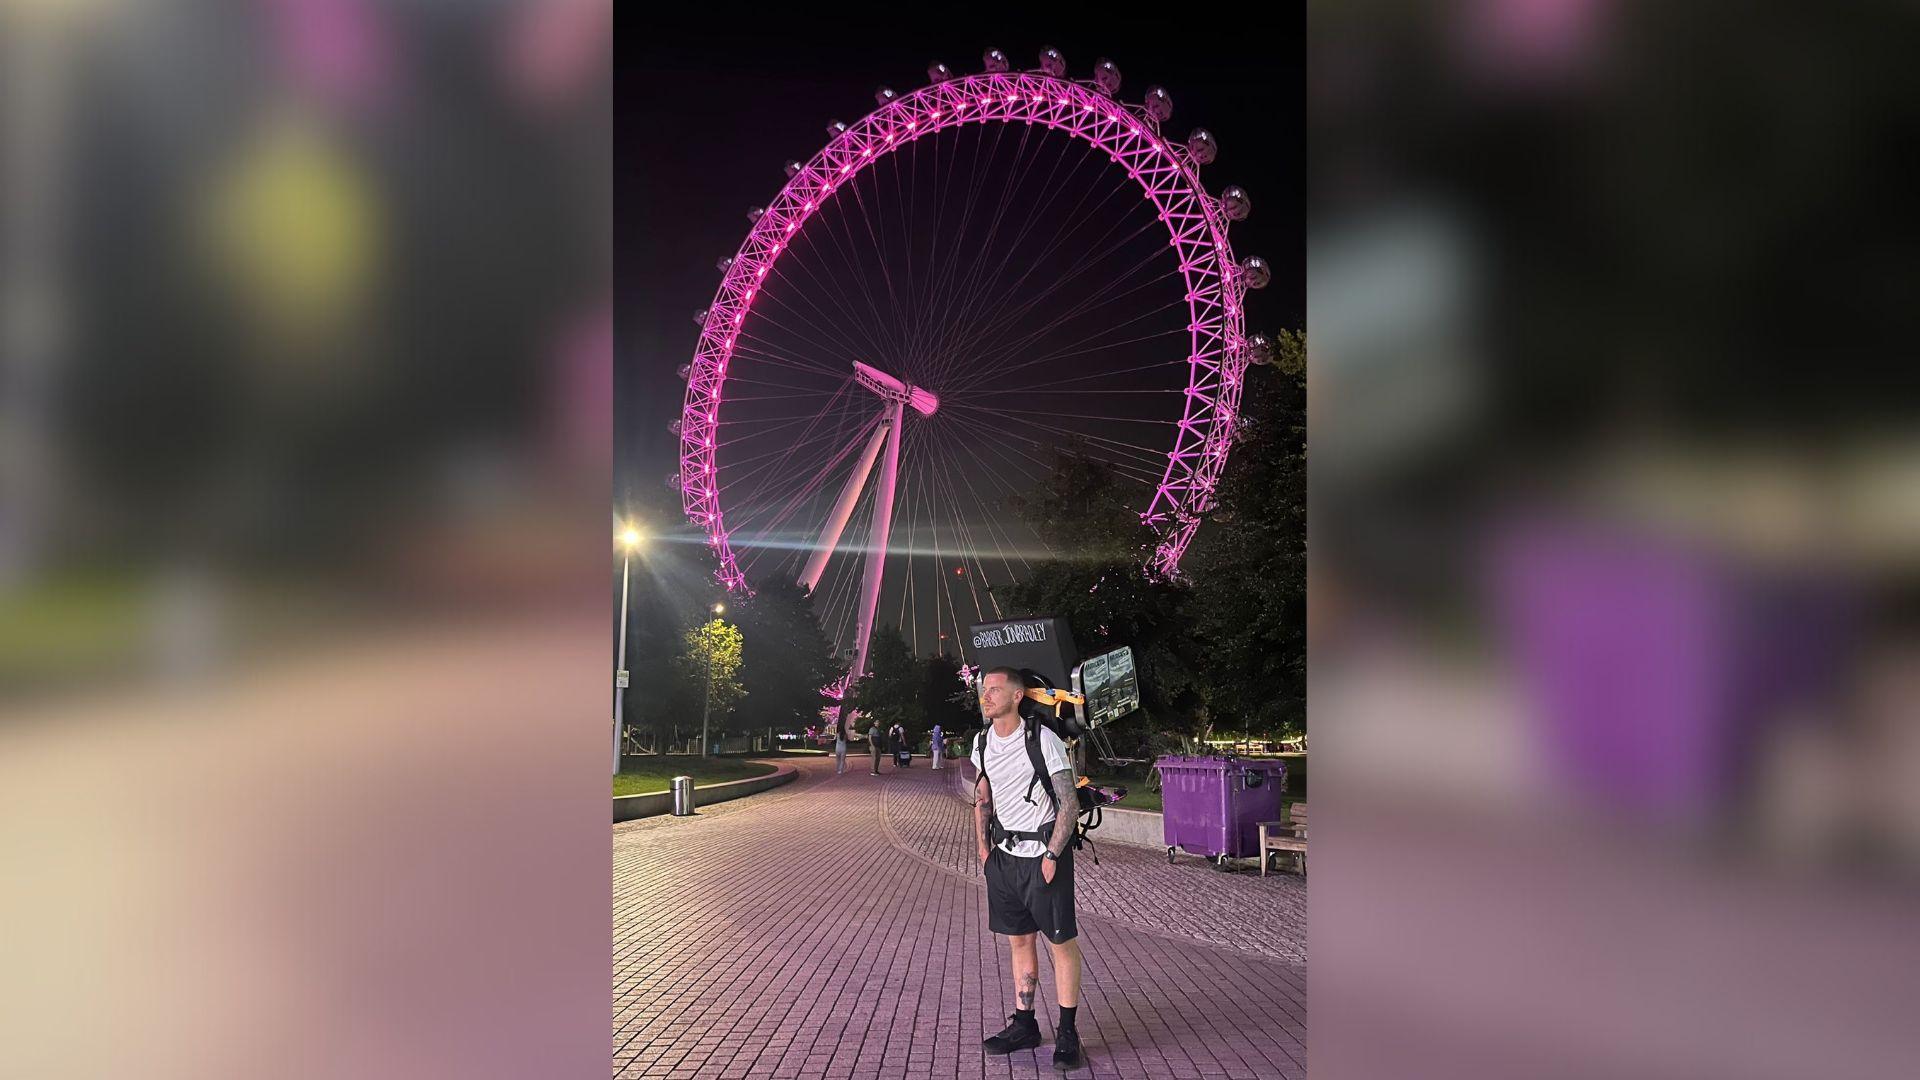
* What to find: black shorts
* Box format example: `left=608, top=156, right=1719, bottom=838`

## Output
left=984, top=846, right=1078, bottom=944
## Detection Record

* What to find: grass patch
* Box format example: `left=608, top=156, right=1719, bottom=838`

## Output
left=1080, top=776, right=1300, bottom=818
left=0, top=570, right=152, bottom=685
left=613, top=756, right=779, bottom=797
left=1083, top=772, right=1163, bottom=813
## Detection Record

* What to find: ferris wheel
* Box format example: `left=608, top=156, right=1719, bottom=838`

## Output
left=673, top=46, right=1276, bottom=694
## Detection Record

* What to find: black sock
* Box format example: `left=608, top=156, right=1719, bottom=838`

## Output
left=1014, top=1007, right=1034, bottom=1024
left=1058, top=1005, right=1077, bottom=1031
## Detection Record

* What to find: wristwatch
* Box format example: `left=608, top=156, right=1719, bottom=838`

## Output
left=1042, top=850, right=1059, bottom=863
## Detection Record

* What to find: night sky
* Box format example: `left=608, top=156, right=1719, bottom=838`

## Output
left=617, top=16, right=1302, bottom=664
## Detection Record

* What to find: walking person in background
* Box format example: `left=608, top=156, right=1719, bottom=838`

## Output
left=868, top=719, right=882, bottom=775
left=888, top=721, right=906, bottom=768
left=834, top=715, right=847, bottom=775
left=931, top=721, right=945, bottom=769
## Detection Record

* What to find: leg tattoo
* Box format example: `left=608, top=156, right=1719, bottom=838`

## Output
left=1017, top=973, right=1038, bottom=1011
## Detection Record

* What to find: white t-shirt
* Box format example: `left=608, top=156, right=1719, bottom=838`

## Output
left=976, top=723, right=1073, bottom=858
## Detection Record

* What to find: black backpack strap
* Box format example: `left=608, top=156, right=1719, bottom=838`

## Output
left=1022, top=719, right=1061, bottom=817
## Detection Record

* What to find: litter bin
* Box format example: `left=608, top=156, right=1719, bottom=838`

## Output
left=1492, top=518, right=1857, bottom=823
left=1154, top=755, right=1286, bottom=864
left=671, top=775, right=696, bottom=816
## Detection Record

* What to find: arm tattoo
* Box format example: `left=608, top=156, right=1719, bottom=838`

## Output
left=1047, top=768, right=1076, bottom=856
left=974, top=775, right=992, bottom=853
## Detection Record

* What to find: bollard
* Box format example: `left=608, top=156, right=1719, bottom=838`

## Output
left=671, top=775, right=696, bottom=816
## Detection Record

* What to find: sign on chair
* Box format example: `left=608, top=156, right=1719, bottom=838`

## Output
left=1072, top=646, right=1140, bottom=729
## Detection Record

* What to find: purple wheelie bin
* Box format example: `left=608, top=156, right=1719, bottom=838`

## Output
left=1154, top=755, right=1287, bottom=865
left=1491, top=517, right=1857, bottom=825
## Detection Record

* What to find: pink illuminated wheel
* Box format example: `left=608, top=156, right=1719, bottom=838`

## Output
left=674, top=52, right=1269, bottom=688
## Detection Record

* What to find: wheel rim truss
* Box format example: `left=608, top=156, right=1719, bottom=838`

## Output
left=680, top=70, right=1249, bottom=592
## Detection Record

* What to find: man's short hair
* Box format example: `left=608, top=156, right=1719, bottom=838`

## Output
left=981, top=665, right=1027, bottom=687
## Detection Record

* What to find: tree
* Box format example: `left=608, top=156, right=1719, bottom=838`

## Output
left=921, top=652, right=979, bottom=742
left=615, top=483, right=723, bottom=749
left=846, top=625, right=922, bottom=734
left=620, top=580, right=697, bottom=751
left=733, top=578, right=845, bottom=736
left=990, top=332, right=1309, bottom=755
left=1007, top=446, right=1153, bottom=557
left=676, top=618, right=745, bottom=744
left=993, top=450, right=1209, bottom=757
left=1187, top=330, right=1307, bottom=735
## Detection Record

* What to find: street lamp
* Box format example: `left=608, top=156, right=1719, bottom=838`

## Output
left=614, top=524, right=646, bottom=773
left=702, top=601, right=724, bottom=756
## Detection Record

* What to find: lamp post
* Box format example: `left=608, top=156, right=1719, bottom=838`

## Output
left=614, top=525, right=643, bottom=774
left=702, top=602, right=723, bottom=757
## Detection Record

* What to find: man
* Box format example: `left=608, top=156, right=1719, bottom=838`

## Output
left=888, top=722, right=907, bottom=768
left=930, top=721, right=944, bottom=770
left=867, top=718, right=882, bottom=775
left=834, top=715, right=847, bottom=775
left=972, top=666, right=1083, bottom=1069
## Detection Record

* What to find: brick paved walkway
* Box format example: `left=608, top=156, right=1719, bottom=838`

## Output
left=614, top=756, right=1305, bottom=1079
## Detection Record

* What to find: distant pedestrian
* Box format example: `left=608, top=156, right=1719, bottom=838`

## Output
left=868, top=720, right=882, bottom=775
left=888, top=722, right=906, bottom=768
left=834, top=717, right=847, bottom=775
left=931, top=722, right=945, bottom=769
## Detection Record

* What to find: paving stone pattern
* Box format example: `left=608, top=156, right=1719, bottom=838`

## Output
left=614, top=756, right=1305, bottom=1079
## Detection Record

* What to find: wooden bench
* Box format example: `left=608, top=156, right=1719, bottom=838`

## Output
left=1259, top=802, right=1307, bottom=877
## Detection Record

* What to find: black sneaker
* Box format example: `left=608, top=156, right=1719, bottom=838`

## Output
left=1051, top=1025, right=1082, bottom=1070
left=982, top=1013, right=1041, bottom=1054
